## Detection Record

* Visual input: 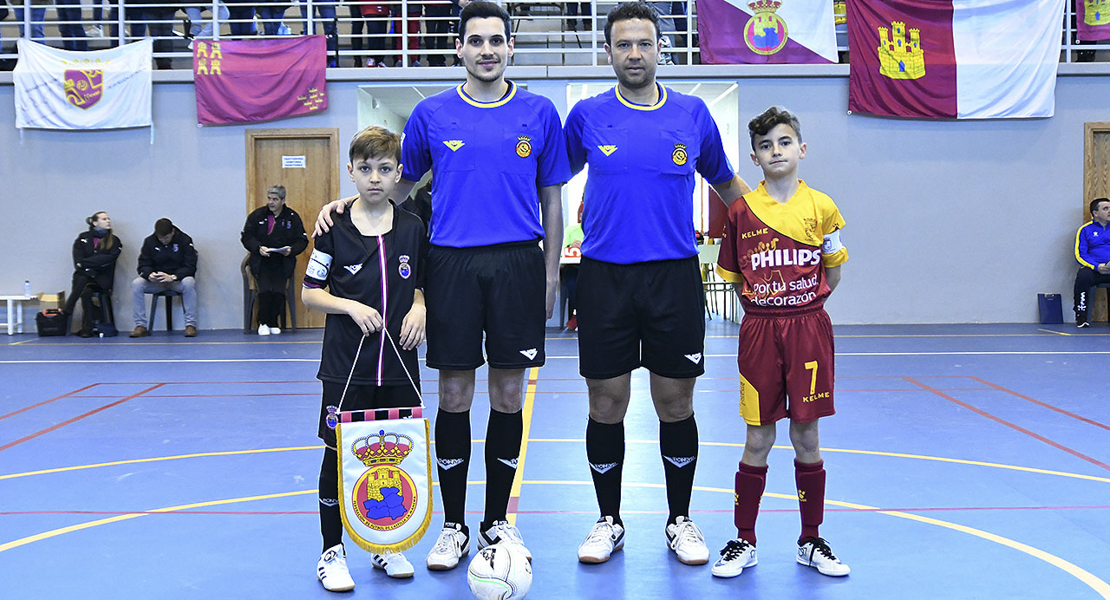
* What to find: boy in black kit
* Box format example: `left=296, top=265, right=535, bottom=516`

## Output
left=302, top=126, right=428, bottom=592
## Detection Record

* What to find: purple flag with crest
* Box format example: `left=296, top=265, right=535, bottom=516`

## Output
left=194, top=35, right=328, bottom=125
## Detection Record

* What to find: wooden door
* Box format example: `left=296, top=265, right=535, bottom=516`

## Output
left=1084, top=123, right=1110, bottom=321
left=246, top=128, right=340, bottom=329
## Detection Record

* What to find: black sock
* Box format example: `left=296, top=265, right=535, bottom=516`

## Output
left=586, top=418, right=625, bottom=526
left=482, top=408, right=523, bottom=529
left=318, top=448, right=343, bottom=552
left=660, top=415, right=699, bottom=524
left=435, top=409, right=471, bottom=526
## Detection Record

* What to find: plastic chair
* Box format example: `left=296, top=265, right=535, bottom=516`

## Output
left=148, top=289, right=182, bottom=331
left=242, top=255, right=298, bottom=333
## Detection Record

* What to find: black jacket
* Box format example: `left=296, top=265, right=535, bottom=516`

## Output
left=137, top=228, right=198, bottom=280
left=72, top=230, right=122, bottom=290
left=240, top=205, right=309, bottom=277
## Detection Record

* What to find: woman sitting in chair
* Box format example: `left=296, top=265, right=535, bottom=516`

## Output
left=241, top=185, right=309, bottom=335
left=63, top=211, right=122, bottom=337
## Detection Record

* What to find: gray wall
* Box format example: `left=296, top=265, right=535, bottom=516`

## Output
left=0, top=67, right=1101, bottom=328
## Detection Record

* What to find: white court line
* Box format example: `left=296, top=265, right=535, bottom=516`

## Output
left=7, top=350, right=1110, bottom=365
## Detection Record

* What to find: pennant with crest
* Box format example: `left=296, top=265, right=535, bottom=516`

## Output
left=337, top=406, right=432, bottom=553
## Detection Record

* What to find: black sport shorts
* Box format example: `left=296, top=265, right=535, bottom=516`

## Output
left=424, top=241, right=546, bottom=370
left=577, top=256, right=705, bottom=380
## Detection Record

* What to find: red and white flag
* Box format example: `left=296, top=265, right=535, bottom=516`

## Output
left=194, top=36, right=327, bottom=125
left=696, top=0, right=838, bottom=64
left=847, top=0, right=1065, bottom=119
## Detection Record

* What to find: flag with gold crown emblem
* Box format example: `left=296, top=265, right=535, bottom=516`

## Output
left=847, top=0, right=1064, bottom=119
left=1078, top=0, right=1110, bottom=41
left=13, top=39, right=152, bottom=130
left=337, top=406, right=432, bottom=553
left=193, top=35, right=327, bottom=125
left=696, top=0, right=838, bottom=64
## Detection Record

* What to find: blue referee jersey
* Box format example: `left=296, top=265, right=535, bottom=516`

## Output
left=565, top=84, right=734, bottom=264
left=401, top=82, right=571, bottom=248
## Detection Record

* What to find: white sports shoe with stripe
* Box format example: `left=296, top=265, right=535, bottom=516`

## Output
left=317, top=544, right=355, bottom=592
left=665, top=516, right=710, bottom=565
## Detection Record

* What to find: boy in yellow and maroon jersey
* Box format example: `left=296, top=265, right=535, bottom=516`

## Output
left=712, top=106, right=851, bottom=579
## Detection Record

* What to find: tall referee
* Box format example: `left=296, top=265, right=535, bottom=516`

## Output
left=566, top=2, right=751, bottom=567
left=315, top=0, right=569, bottom=572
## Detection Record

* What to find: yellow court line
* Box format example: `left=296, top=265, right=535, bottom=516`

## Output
left=0, top=446, right=325, bottom=481
left=506, top=367, right=540, bottom=526
left=6, top=441, right=1109, bottom=486
left=528, top=440, right=1110, bottom=484
left=3, top=481, right=1109, bottom=597
left=0, top=490, right=314, bottom=553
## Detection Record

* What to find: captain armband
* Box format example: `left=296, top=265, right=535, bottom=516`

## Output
left=305, top=249, right=333, bottom=281
left=821, top=230, right=843, bottom=255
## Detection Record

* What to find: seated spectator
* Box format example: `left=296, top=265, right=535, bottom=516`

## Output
left=241, top=185, right=308, bottom=335
left=1074, top=197, right=1110, bottom=327
left=62, top=211, right=122, bottom=337
left=130, top=218, right=199, bottom=337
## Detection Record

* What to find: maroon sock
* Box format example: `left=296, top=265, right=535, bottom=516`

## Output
left=735, top=462, right=767, bottom=545
left=795, top=459, right=826, bottom=543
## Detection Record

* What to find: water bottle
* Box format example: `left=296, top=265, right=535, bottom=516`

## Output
left=24, top=280, right=31, bottom=297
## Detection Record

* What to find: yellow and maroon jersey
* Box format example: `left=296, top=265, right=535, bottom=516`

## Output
left=716, top=180, right=847, bottom=315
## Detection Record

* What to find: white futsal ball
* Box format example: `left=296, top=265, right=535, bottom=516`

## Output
left=466, top=543, right=532, bottom=600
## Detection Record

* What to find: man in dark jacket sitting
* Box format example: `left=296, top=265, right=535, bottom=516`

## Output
left=241, top=185, right=308, bottom=335
left=130, top=218, right=199, bottom=337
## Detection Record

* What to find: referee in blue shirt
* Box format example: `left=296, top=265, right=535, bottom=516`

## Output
left=566, top=2, right=752, bottom=567
left=316, top=1, right=569, bottom=572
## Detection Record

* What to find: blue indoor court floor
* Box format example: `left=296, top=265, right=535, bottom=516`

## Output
left=2, top=321, right=1109, bottom=599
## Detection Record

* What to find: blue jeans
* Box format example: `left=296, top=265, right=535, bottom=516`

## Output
left=55, top=0, right=88, bottom=51
left=13, top=7, right=47, bottom=39
left=256, top=6, right=286, bottom=36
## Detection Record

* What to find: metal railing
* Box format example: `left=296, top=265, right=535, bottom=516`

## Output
left=0, top=1, right=1105, bottom=69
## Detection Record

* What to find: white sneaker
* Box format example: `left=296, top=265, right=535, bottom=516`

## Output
left=317, top=544, right=356, bottom=592
left=478, top=520, right=532, bottom=560
left=258, top=324, right=270, bottom=336
left=665, top=516, right=709, bottom=565
left=85, top=25, right=104, bottom=38
left=426, top=522, right=470, bottom=571
left=269, top=326, right=281, bottom=335
left=711, top=539, right=757, bottom=578
left=577, top=516, right=625, bottom=564
left=372, top=551, right=414, bottom=578
left=797, top=536, right=850, bottom=576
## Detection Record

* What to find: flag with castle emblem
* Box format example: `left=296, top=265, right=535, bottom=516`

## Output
left=1078, top=0, right=1110, bottom=41
left=194, top=35, right=327, bottom=125
left=337, top=407, right=432, bottom=553
left=695, top=0, right=837, bottom=64
left=846, top=0, right=1065, bottom=119
left=13, top=39, right=152, bottom=130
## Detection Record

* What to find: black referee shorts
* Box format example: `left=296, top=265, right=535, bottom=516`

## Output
left=424, top=241, right=546, bottom=370
left=577, top=256, right=706, bottom=380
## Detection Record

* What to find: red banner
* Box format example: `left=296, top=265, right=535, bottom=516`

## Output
left=194, top=36, right=327, bottom=125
